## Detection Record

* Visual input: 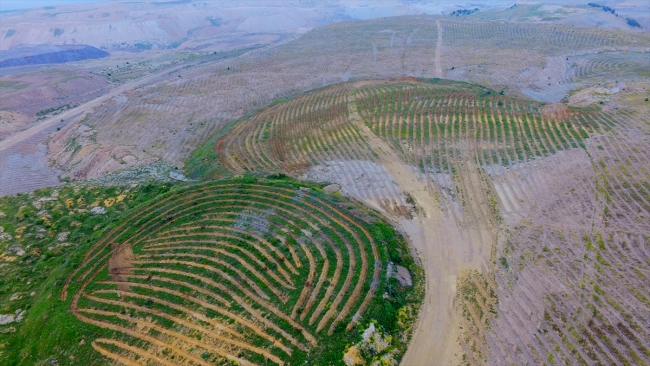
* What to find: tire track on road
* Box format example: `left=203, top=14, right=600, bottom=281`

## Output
left=347, top=88, right=488, bottom=366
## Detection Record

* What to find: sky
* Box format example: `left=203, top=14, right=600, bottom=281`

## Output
left=0, top=0, right=105, bottom=11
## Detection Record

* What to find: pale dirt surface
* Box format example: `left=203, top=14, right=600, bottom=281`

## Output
left=0, top=69, right=110, bottom=122
left=435, top=20, right=443, bottom=79
left=0, top=1, right=323, bottom=51
left=568, top=85, right=616, bottom=106
left=0, top=111, right=28, bottom=140
left=44, top=16, right=446, bottom=182
left=0, top=58, right=200, bottom=153
left=0, top=53, right=241, bottom=194
left=440, top=16, right=650, bottom=102
left=38, top=15, right=648, bottom=185
left=0, top=115, right=66, bottom=196
left=213, top=76, right=650, bottom=364
left=0, top=15, right=643, bottom=189
left=301, top=159, right=408, bottom=215
left=2, top=6, right=650, bottom=364
left=0, top=0, right=533, bottom=52
left=347, top=91, right=491, bottom=366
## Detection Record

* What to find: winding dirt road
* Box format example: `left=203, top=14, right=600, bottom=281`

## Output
left=347, top=89, right=487, bottom=365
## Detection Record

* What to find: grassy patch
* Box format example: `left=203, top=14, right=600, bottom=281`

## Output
left=1, top=178, right=423, bottom=365
left=0, top=182, right=174, bottom=365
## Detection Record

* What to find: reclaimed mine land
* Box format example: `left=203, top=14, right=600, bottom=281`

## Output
left=1, top=1, right=649, bottom=365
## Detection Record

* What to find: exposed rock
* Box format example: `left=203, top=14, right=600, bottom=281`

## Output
left=344, top=322, right=397, bottom=366
left=169, top=170, right=194, bottom=181
left=90, top=206, right=106, bottom=215
left=387, top=262, right=413, bottom=287
left=57, top=232, right=70, bottom=242
left=301, top=229, right=313, bottom=238
left=0, top=314, right=15, bottom=325
left=37, top=210, right=52, bottom=218
left=323, top=183, right=341, bottom=193
left=0, top=231, right=12, bottom=241
left=0, top=309, right=23, bottom=325
left=7, top=245, right=25, bottom=256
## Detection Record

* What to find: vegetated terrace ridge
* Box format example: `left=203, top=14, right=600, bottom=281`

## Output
left=204, top=78, right=650, bottom=365
left=60, top=177, right=423, bottom=365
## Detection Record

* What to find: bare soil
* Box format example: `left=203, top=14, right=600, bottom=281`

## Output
left=107, top=243, right=134, bottom=292
left=348, top=90, right=492, bottom=365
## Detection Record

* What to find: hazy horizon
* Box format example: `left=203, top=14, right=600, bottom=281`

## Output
left=1, top=0, right=106, bottom=11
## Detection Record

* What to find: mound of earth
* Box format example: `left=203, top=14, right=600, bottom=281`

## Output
left=0, top=45, right=109, bottom=68
left=58, top=178, right=423, bottom=365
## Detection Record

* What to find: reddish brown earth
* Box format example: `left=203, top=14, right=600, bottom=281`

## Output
left=108, top=243, right=134, bottom=292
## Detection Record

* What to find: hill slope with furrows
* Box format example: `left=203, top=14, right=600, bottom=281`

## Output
left=2, top=12, right=649, bottom=366
left=0, top=178, right=422, bottom=365
left=198, top=78, right=650, bottom=365
left=44, top=16, right=650, bottom=182
left=48, top=178, right=422, bottom=366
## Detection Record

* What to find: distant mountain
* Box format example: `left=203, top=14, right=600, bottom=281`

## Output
left=0, top=44, right=109, bottom=68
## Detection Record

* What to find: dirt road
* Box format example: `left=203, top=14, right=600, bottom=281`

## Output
left=435, top=20, right=443, bottom=78
left=347, top=91, right=483, bottom=365
left=0, top=41, right=277, bottom=153
left=0, top=62, right=191, bottom=152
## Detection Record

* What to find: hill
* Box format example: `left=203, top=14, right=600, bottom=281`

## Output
left=1, top=7, right=649, bottom=366
left=195, top=78, right=650, bottom=365
left=42, top=16, right=650, bottom=185
left=0, top=177, right=423, bottom=365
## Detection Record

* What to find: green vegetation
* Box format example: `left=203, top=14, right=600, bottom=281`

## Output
left=500, top=257, right=509, bottom=270
left=626, top=18, right=641, bottom=28
left=0, top=81, right=27, bottom=91
left=36, top=104, right=74, bottom=117
left=134, top=42, right=153, bottom=51
left=186, top=116, right=249, bottom=180
left=1, top=178, right=422, bottom=365
left=356, top=80, right=595, bottom=170
left=450, top=8, right=479, bottom=16
left=207, top=16, right=223, bottom=27
left=0, top=182, right=174, bottom=365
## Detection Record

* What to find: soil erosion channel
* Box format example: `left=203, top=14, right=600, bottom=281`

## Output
left=347, top=90, right=490, bottom=365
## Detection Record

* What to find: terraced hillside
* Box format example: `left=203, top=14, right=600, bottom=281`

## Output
left=60, top=178, right=422, bottom=365
left=204, top=78, right=650, bottom=365
left=2, top=8, right=649, bottom=366
left=44, top=15, right=650, bottom=181
left=213, top=79, right=595, bottom=218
